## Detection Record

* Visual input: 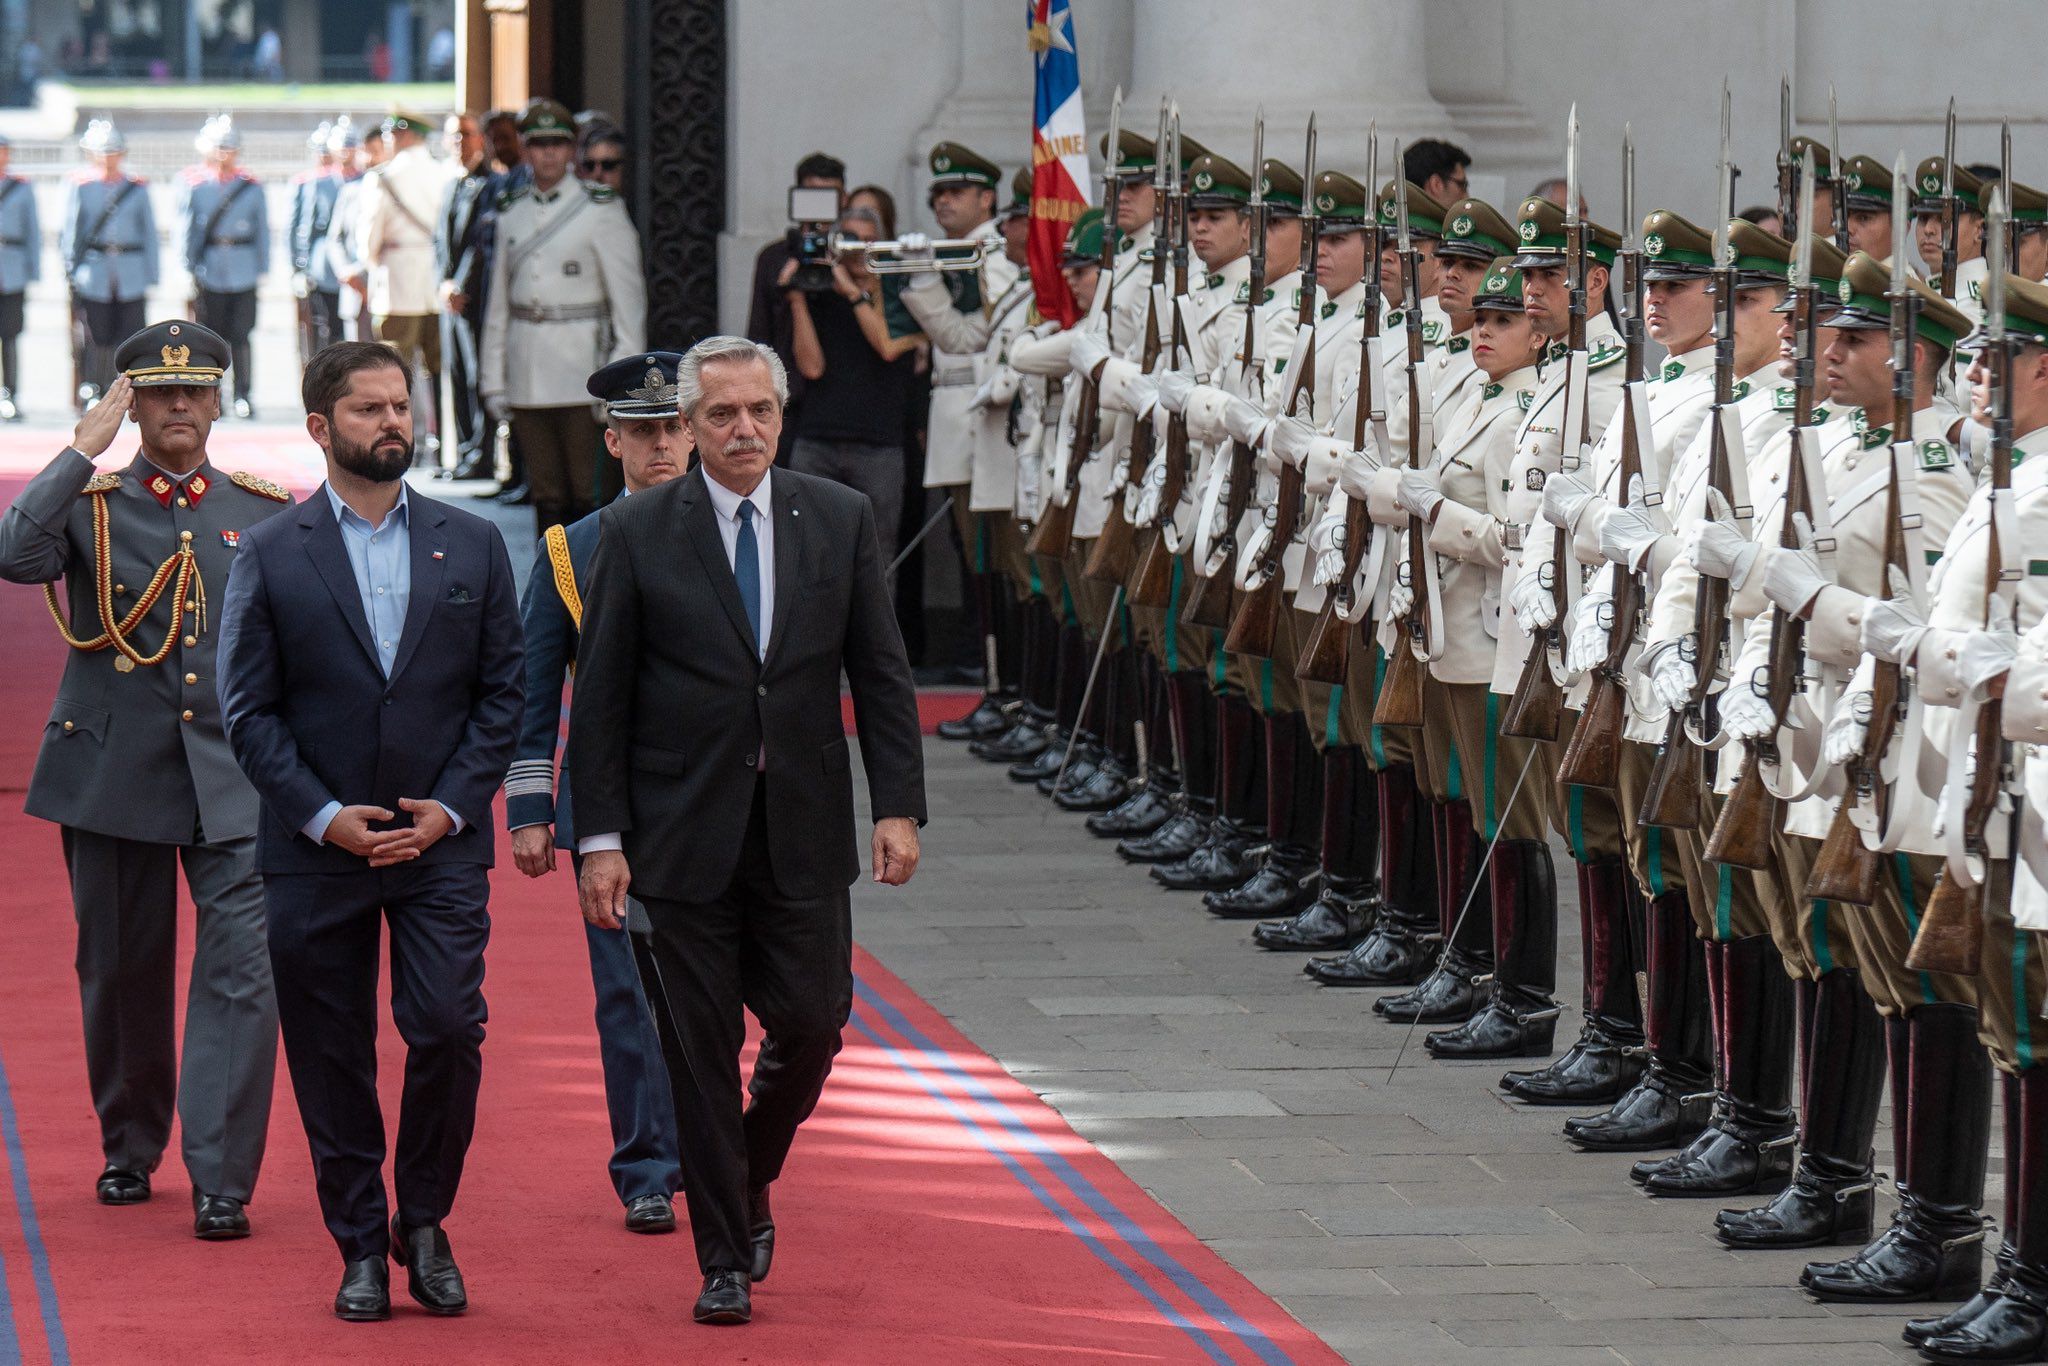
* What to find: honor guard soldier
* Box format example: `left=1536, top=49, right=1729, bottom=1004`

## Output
left=1839, top=154, right=1905, bottom=262
left=0, top=132, right=36, bottom=421
left=298, top=119, right=358, bottom=357
left=0, top=321, right=293, bottom=1239
left=506, top=352, right=689, bottom=1236
left=179, top=115, right=268, bottom=418
left=63, top=120, right=157, bottom=409
left=362, top=110, right=454, bottom=461
left=480, top=98, right=647, bottom=534
left=1912, top=156, right=1986, bottom=311
left=288, top=121, right=335, bottom=365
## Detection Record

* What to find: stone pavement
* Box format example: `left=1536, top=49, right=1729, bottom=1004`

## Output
left=851, top=739, right=2005, bottom=1365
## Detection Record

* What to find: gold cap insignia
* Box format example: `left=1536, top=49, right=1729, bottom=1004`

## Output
left=162, top=343, right=191, bottom=368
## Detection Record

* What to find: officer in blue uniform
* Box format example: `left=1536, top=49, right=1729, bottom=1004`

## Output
left=178, top=115, right=268, bottom=418
left=0, top=131, right=37, bottom=421
left=62, top=120, right=158, bottom=409
left=297, top=118, right=357, bottom=359
left=504, top=351, right=690, bottom=1235
left=286, top=121, right=333, bottom=364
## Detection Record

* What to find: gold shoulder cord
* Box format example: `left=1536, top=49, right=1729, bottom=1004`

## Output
left=45, top=490, right=206, bottom=670
left=544, top=523, right=583, bottom=631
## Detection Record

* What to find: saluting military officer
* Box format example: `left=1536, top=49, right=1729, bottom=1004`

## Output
left=480, top=98, right=647, bottom=534
left=62, top=120, right=157, bottom=409
left=0, top=131, right=37, bottom=421
left=0, top=322, right=293, bottom=1239
left=179, top=116, right=268, bottom=418
left=362, top=110, right=455, bottom=459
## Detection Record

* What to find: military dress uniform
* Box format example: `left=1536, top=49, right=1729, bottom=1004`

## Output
left=63, top=122, right=158, bottom=405
left=0, top=322, right=291, bottom=1228
left=0, top=133, right=39, bottom=420
left=298, top=121, right=358, bottom=356
left=480, top=99, right=647, bottom=533
left=179, top=118, right=268, bottom=416
left=286, top=124, right=333, bottom=364
left=362, top=113, right=454, bottom=447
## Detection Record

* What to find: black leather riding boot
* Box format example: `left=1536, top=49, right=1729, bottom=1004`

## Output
left=1717, top=968, right=1884, bottom=1248
left=1427, top=839, right=1560, bottom=1058
left=1503, top=859, right=1646, bottom=1104
left=937, top=570, right=1012, bottom=740
left=1153, top=695, right=1264, bottom=890
left=1008, top=623, right=1086, bottom=782
left=1905, top=1068, right=2025, bottom=1350
left=1256, top=746, right=1375, bottom=951
left=1120, top=672, right=1214, bottom=862
left=1058, top=647, right=1139, bottom=811
left=1375, top=800, right=1491, bottom=1024
left=1206, top=711, right=1319, bottom=919
left=1306, top=762, right=1436, bottom=986
left=1090, top=658, right=1178, bottom=835
left=1565, top=893, right=1711, bottom=1151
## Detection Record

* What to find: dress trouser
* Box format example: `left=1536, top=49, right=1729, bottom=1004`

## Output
left=265, top=861, right=491, bottom=1262
left=79, top=295, right=146, bottom=395
left=0, top=288, right=21, bottom=395
left=511, top=404, right=605, bottom=533
left=60, top=828, right=276, bottom=1202
left=195, top=289, right=258, bottom=403
left=641, top=779, right=854, bottom=1276
left=308, top=289, right=344, bottom=356
left=441, top=301, right=486, bottom=466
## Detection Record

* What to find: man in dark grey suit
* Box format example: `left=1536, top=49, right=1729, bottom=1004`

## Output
left=0, top=321, right=291, bottom=1239
left=217, top=341, right=523, bottom=1323
left=569, top=335, right=926, bottom=1327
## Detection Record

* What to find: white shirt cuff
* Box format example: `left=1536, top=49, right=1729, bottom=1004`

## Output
left=577, top=833, right=623, bottom=854
left=436, top=801, right=465, bottom=835
left=302, top=800, right=342, bottom=845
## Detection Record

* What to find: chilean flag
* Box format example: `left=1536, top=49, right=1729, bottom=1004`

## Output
left=1028, top=0, right=1090, bottom=327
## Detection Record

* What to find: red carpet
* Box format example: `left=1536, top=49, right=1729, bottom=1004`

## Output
left=0, top=452, right=1342, bottom=1363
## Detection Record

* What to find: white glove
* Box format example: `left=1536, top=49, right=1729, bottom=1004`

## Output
left=894, top=230, right=935, bottom=267
left=1566, top=591, right=1613, bottom=675
left=1389, top=559, right=1415, bottom=618
left=1069, top=328, right=1111, bottom=381
left=1511, top=561, right=1559, bottom=632
left=1132, top=462, right=1165, bottom=527
left=1687, top=487, right=1759, bottom=586
left=1824, top=689, right=1872, bottom=767
left=1222, top=394, right=1272, bottom=449
left=1759, top=513, right=1830, bottom=616
left=1719, top=666, right=1776, bottom=741
left=1958, top=603, right=2020, bottom=696
left=1860, top=568, right=1929, bottom=665
left=1336, top=448, right=1380, bottom=501
left=1155, top=369, right=1197, bottom=414
left=1267, top=414, right=1315, bottom=471
left=969, top=376, right=999, bottom=411
left=1124, top=371, right=1160, bottom=421
left=1598, top=476, right=1663, bottom=570
left=483, top=392, right=509, bottom=423
left=1645, top=637, right=1697, bottom=712
left=1541, top=471, right=1598, bottom=534
left=1396, top=469, right=1444, bottom=523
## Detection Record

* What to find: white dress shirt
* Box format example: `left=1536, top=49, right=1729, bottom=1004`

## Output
left=578, top=468, right=775, bottom=857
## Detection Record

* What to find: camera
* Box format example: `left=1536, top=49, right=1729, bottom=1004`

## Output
left=787, top=185, right=842, bottom=293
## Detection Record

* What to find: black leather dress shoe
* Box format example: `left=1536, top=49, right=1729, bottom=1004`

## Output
left=1008, top=736, right=1070, bottom=784
left=937, top=694, right=1010, bottom=741
left=192, top=1190, right=250, bottom=1239
left=1373, top=950, right=1487, bottom=1023
left=1118, top=807, right=1207, bottom=864
left=1714, top=1156, right=1875, bottom=1250
left=1500, top=1025, right=1646, bottom=1106
left=391, top=1219, right=468, bottom=1314
left=1251, top=889, right=1373, bottom=951
left=1085, top=781, right=1173, bottom=837
left=1305, top=911, right=1438, bottom=986
left=971, top=718, right=1049, bottom=764
left=749, top=1187, right=775, bottom=1283
left=334, top=1257, right=391, bottom=1322
left=624, top=1192, right=675, bottom=1233
left=1562, top=1072, right=1713, bottom=1152
left=96, top=1166, right=150, bottom=1205
left=694, top=1269, right=753, bottom=1325
left=1054, top=753, right=1131, bottom=811
left=1151, top=826, right=1258, bottom=892
left=1202, top=856, right=1316, bottom=920
left=1425, top=996, right=1561, bottom=1059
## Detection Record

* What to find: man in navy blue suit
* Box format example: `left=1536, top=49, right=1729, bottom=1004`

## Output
left=504, top=351, right=689, bottom=1234
left=216, top=340, right=524, bottom=1323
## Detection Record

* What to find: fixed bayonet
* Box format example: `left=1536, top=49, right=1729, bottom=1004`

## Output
left=1893, top=150, right=1911, bottom=298
left=2003, top=121, right=2017, bottom=270
left=1778, top=74, right=1795, bottom=236
left=1828, top=84, right=1848, bottom=251
left=1940, top=97, right=1959, bottom=298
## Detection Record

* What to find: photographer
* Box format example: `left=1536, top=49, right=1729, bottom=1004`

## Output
left=779, top=206, right=921, bottom=570
left=747, top=152, right=846, bottom=392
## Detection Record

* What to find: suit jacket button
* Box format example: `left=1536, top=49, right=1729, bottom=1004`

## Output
left=181, top=709, right=194, bottom=722
left=744, top=752, right=757, bottom=767
left=757, top=684, right=767, bottom=697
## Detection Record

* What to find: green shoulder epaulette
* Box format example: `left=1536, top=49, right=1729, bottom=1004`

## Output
left=1447, top=334, right=1471, bottom=354
left=229, top=471, right=291, bottom=503
left=582, top=181, right=618, bottom=203
left=1731, top=380, right=1751, bottom=401
left=1421, top=319, right=1444, bottom=345
left=1586, top=337, right=1624, bottom=370
left=495, top=185, right=530, bottom=212
left=1772, top=386, right=1795, bottom=410
left=1920, top=440, right=1954, bottom=471
left=82, top=472, right=121, bottom=495
left=1320, top=300, right=1339, bottom=320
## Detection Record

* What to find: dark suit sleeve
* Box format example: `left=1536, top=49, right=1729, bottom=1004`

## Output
left=216, top=535, right=339, bottom=833
left=841, top=496, right=927, bottom=824
left=505, top=533, right=571, bottom=831
left=565, top=506, right=642, bottom=840
left=426, top=524, right=524, bottom=830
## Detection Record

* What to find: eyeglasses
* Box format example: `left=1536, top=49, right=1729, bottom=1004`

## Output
left=582, top=158, right=622, bottom=173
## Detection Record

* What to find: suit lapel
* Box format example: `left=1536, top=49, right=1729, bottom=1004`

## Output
left=388, top=497, right=447, bottom=683
left=297, top=490, right=381, bottom=670
left=679, top=469, right=761, bottom=659
left=763, top=473, right=803, bottom=670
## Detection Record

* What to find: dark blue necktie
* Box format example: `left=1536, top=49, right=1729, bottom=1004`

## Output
left=735, top=499, right=762, bottom=656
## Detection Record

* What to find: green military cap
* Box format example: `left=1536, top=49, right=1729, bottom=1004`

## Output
left=928, top=141, right=1002, bottom=190
left=382, top=108, right=434, bottom=139
left=1185, top=153, right=1252, bottom=209
left=1911, top=157, right=1985, bottom=216
left=1310, top=171, right=1371, bottom=232
left=1639, top=209, right=1717, bottom=279
left=1725, top=218, right=1795, bottom=289
left=1376, top=179, right=1446, bottom=238
left=1471, top=256, right=1526, bottom=312
left=1508, top=197, right=1622, bottom=268
left=1825, top=251, right=1973, bottom=352
left=1772, top=235, right=1851, bottom=313
left=1063, top=207, right=1107, bottom=265
left=518, top=98, right=576, bottom=142
left=1788, top=135, right=1833, bottom=176
left=1002, top=166, right=1033, bottom=220
left=1438, top=198, right=1518, bottom=262
left=1258, top=159, right=1303, bottom=216
left=1176, top=131, right=1212, bottom=172
left=116, top=319, right=228, bottom=388
left=1987, top=176, right=2048, bottom=226
left=1103, top=128, right=1156, bottom=179
left=1839, top=155, right=1895, bottom=211
left=1960, top=273, right=2048, bottom=350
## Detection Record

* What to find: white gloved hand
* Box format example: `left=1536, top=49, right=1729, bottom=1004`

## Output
left=1396, top=468, right=1444, bottom=523
left=894, top=230, right=935, bottom=267
left=1221, top=394, right=1272, bottom=449
left=1132, top=463, right=1165, bottom=527
left=1068, top=328, right=1111, bottom=381
left=1389, top=559, right=1415, bottom=618
left=1824, top=688, right=1873, bottom=767
left=483, top=392, right=509, bottom=424
left=1511, top=561, right=1560, bottom=632
left=1759, top=513, right=1831, bottom=616
left=1155, top=369, right=1197, bottom=414
left=1124, top=371, right=1161, bottom=421
left=1267, top=415, right=1315, bottom=471
left=1719, top=666, right=1776, bottom=741
left=969, top=376, right=999, bottom=411
left=1860, top=568, right=1929, bottom=664
left=1540, top=471, right=1598, bottom=534
left=1566, top=591, right=1614, bottom=675
left=1958, top=602, right=2020, bottom=696
left=1598, top=476, right=1663, bottom=569
left=1687, top=487, right=1759, bottom=585
left=1645, top=637, right=1697, bottom=712
left=1336, top=447, right=1380, bottom=501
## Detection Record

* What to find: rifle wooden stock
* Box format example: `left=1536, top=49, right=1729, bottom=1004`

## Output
left=1704, top=761, right=1781, bottom=870
left=1806, top=802, right=1883, bottom=907
left=1372, top=639, right=1426, bottom=729
left=1084, top=492, right=1139, bottom=583
left=1026, top=491, right=1077, bottom=561
left=1179, top=566, right=1233, bottom=629
left=1224, top=575, right=1283, bottom=658
left=1638, top=714, right=1703, bottom=830
left=1182, top=440, right=1256, bottom=630
left=1557, top=667, right=1625, bottom=788
left=1126, top=527, right=1174, bottom=607
left=1296, top=499, right=1370, bottom=685
left=1502, top=631, right=1565, bottom=742
left=1905, top=865, right=1985, bottom=975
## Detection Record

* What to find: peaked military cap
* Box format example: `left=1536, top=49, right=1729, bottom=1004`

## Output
left=1725, top=219, right=1795, bottom=289
left=196, top=114, right=241, bottom=153
left=1103, top=129, right=1157, bottom=179
left=1960, top=274, right=2048, bottom=350
left=117, top=320, right=228, bottom=388
left=1063, top=207, right=1107, bottom=265
left=1989, top=177, right=2048, bottom=226
left=1258, top=159, right=1303, bottom=216
left=1185, top=154, right=1252, bottom=209
left=1471, top=257, right=1527, bottom=312
left=928, top=142, right=1002, bottom=190
left=519, top=98, right=577, bottom=142
left=1787, top=135, right=1833, bottom=176
left=307, top=120, right=333, bottom=154
left=1376, top=179, right=1446, bottom=238
left=1910, top=156, right=1985, bottom=216
left=589, top=351, right=685, bottom=419
left=1508, top=197, right=1621, bottom=268
left=1438, top=198, right=1518, bottom=262
left=327, top=115, right=361, bottom=153
left=1839, top=155, right=1895, bottom=211
left=1175, top=131, right=1212, bottom=172
left=1001, top=166, right=1033, bottom=220
left=383, top=109, right=434, bottom=139
left=1311, top=171, right=1371, bottom=232
left=1639, top=210, right=1717, bottom=279
left=1772, top=235, right=1851, bottom=313
left=1825, top=252, right=1972, bottom=351
left=80, top=119, right=126, bottom=156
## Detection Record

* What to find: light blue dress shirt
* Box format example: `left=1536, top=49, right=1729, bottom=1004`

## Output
left=302, top=483, right=463, bottom=845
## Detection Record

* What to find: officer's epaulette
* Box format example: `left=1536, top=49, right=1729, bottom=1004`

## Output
left=1421, top=318, right=1445, bottom=345
left=581, top=181, right=618, bottom=203
left=1730, top=379, right=1751, bottom=401
left=1772, top=385, right=1795, bottom=410
left=495, top=185, right=531, bottom=211
left=1234, top=280, right=1251, bottom=304
left=1920, top=440, right=1955, bottom=471
left=82, top=472, right=121, bottom=495
left=1586, top=337, right=1624, bottom=371
left=228, top=471, right=291, bottom=503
